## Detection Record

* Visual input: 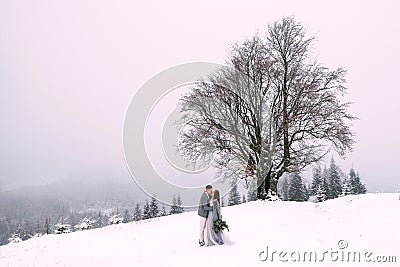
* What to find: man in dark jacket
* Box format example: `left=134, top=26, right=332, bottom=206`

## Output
left=198, top=185, right=213, bottom=246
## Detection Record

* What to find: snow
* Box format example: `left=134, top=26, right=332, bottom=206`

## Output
left=54, top=223, right=72, bottom=234
left=0, top=193, right=399, bottom=267
left=75, top=218, right=95, bottom=231
left=108, top=214, right=123, bottom=225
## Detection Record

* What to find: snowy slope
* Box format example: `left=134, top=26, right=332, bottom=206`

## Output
left=0, top=193, right=399, bottom=267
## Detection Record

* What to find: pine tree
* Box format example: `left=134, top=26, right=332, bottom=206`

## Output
left=348, top=168, right=357, bottom=194
left=102, top=214, right=109, bottom=227
left=310, top=166, right=323, bottom=196
left=160, top=205, right=167, bottom=216
left=288, top=172, right=308, bottom=202
left=143, top=200, right=151, bottom=219
left=149, top=196, right=159, bottom=218
left=328, top=157, right=342, bottom=199
left=349, top=168, right=367, bottom=194
left=95, top=211, right=103, bottom=228
left=170, top=195, right=178, bottom=215
left=45, top=217, right=50, bottom=234
left=357, top=172, right=367, bottom=194
left=279, top=176, right=290, bottom=201
left=310, top=166, right=327, bottom=201
left=133, top=203, right=142, bottom=221
left=228, top=183, right=241, bottom=206
left=322, top=166, right=330, bottom=199
left=341, top=179, right=352, bottom=196
left=316, top=185, right=326, bottom=202
left=246, top=179, right=258, bottom=202
left=176, top=194, right=184, bottom=214
left=169, top=194, right=185, bottom=214
left=304, top=183, right=311, bottom=200
left=123, top=209, right=130, bottom=223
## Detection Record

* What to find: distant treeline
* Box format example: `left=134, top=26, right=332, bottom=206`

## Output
left=0, top=193, right=184, bottom=246
left=278, top=158, right=367, bottom=202
left=1, top=158, right=368, bottom=246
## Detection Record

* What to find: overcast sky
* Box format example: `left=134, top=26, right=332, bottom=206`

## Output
left=0, top=0, right=399, bottom=195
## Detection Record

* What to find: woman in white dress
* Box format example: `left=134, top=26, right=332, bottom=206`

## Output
left=205, top=189, right=224, bottom=246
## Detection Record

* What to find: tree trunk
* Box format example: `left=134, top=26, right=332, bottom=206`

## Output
left=269, top=177, right=277, bottom=194
left=257, top=166, right=273, bottom=200
left=257, top=177, right=265, bottom=200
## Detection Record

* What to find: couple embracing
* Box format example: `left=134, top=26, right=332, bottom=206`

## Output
left=198, top=185, right=225, bottom=247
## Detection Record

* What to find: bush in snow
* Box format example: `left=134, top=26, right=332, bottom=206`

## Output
left=74, top=217, right=95, bottom=231
left=32, top=233, right=43, bottom=238
left=7, top=234, right=22, bottom=244
left=54, top=223, right=72, bottom=234
left=265, top=190, right=280, bottom=201
left=108, top=214, right=123, bottom=225
left=308, top=195, right=318, bottom=203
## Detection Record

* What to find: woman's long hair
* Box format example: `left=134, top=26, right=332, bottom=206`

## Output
left=213, top=190, right=221, bottom=207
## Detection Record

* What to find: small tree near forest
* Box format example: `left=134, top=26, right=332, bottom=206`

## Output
left=341, top=179, right=352, bottom=196
left=279, top=175, right=290, bottom=201
left=349, top=168, right=367, bottom=194
left=149, top=196, right=159, bottom=218
left=228, top=183, right=241, bottom=206
left=310, top=166, right=323, bottom=196
left=143, top=200, right=151, bottom=220
left=160, top=205, right=167, bottom=216
left=133, top=203, right=142, bottom=221
left=246, top=180, right=258, bottom=202
left=315, top=185, right=326, bottom=202
left=170, top=194, right=184, bottom=214
left=288, top=172, right=308, bottom=202
left=123, top=209, right=131, bottom=223
left=327, top=157, right=342, bottom=199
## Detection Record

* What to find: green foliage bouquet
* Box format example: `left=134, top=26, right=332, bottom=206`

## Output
left=213, top=219, right=229, bottom=233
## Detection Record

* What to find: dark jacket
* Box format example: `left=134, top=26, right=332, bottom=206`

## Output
left=198, top=192, right=213, bottom=218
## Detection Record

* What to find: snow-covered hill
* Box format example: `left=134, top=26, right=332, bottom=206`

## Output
left=1, top=193, right=399, bottom=267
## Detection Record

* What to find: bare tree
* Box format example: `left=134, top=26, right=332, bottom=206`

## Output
left=177, top=17, right=355, bottom=199
left=177, top=64, right=276, bottom=199
left=265, top=17, right=355, bottom=191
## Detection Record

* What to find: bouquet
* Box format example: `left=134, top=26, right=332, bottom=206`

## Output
left=213, top=219, right=229, bottom=233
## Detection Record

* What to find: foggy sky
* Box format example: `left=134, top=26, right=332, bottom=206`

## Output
left=1, top=0, right=399, bottom=195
